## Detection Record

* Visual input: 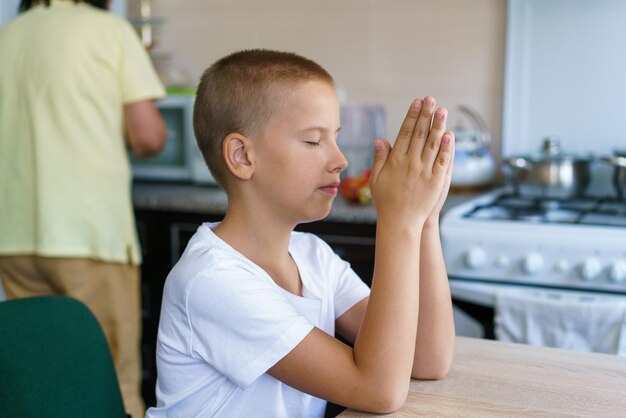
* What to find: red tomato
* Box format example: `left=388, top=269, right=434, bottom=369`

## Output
left=339, top=170, right=372, bottom=204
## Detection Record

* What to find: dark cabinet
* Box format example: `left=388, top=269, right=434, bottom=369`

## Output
left=135, top=209, right=376, bottom=407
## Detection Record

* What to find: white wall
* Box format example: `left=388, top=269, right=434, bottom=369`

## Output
left=146, top=0, right=507, bottom=159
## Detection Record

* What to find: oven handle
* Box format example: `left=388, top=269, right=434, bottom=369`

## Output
left=449, top=278, right=498, bottom=307
left=449, top=277, right=626, bottom=304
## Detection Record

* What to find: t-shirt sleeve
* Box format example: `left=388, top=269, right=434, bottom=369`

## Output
left=305, top=235, right=370, bottom=319
left=117, top=21, right=165, bottom=103
left=330, top=252, right=370, bottom=318
left=332, top=257, right=370, bottom=318
left=184, top=260, right=315, bottom=389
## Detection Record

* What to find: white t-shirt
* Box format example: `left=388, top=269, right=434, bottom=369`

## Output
left=146, top=223, right=370, bottom=418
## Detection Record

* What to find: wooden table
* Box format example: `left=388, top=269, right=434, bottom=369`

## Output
left=339, top=337, right=626, bottom=417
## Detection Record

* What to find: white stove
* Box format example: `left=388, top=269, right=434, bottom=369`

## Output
left=440, top=188, right=626, bottom=349
left=442, top=188, right=626, bottom=293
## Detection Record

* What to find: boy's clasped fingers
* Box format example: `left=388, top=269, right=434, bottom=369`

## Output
left=371, top=97, right=454, bottom=220
left=407, top=96, right=437, bottom=157
left=389, top=96, right=452, bottom=178
left=432, top=130, right=454, bottom=178
left=420, top=106, right=448, bottom=168
left=392, top=98, right=423, bottom=156
left=394, top=96, right=440, bottom=159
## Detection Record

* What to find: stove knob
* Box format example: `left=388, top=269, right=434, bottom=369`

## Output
left=609, top=260, right=626, bottom=283
left=553, top=260, right=569, bottom=273
left=580, top=258, right=602, bottom=281
left=522, top=253, right=543, bottom=275
left=495, top=255, right=510, bottom=268
left=465, top=247, right=487, bottom=270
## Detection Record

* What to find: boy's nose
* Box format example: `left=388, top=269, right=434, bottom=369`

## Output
left=332, top=146, right=349, bottom=173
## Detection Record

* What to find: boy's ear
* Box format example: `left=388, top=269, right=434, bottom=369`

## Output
left=222, top=133, right=254, bottom=180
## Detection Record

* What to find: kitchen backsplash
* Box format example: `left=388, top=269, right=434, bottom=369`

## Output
left=140, top=0, right=506, bottom=162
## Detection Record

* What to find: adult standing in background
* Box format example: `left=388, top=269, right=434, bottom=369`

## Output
left=0, top=0, right=167, bottom=416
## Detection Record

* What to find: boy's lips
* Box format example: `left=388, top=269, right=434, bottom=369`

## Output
left=319, top=182, right=340, bottom=195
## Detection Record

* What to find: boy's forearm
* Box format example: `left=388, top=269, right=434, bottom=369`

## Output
left=353, top=218, right=423, bottom=395
left=350, top=94, right=453, bottom=408
left=411, top=223, right=455, bottom=379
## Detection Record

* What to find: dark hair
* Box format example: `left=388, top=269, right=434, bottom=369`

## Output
left=19, top=0, right=107, bottom=12
left=193, top=49, right=334, bottom=187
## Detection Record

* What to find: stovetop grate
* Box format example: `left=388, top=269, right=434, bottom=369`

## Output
left=463, top=193, right=626, bottom=227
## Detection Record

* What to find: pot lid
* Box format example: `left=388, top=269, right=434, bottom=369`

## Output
left=516, top=137, right=593, bottom=163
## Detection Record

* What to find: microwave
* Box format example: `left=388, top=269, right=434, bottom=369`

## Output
left=130, top=95, right=217, bottom=185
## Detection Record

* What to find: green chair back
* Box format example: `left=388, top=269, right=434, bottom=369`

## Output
left=0, top=295, right=128, bottom=418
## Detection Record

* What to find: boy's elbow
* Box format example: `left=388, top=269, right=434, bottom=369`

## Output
left=378, top=388, right=409, bottom=414
left=412, top=368, right=449, bottom=381
left=357, top=364, right=450, bottom=413
left=411, top=342, right=455, bottom=380
left=362, top=379, right=409, bottom=414
left=411, top=360, right=452, bottom=380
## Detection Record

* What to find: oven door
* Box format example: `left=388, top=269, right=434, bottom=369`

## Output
left=450, top=277, right=626, bottom=354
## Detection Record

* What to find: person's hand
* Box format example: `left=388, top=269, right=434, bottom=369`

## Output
left=369, top=96, right=453, bottom=227
left=424, top=132, right=455, bottom=229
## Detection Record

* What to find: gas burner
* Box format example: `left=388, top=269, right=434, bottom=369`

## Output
left=544, top=209, right=580, bottom=223
left=461, top=192, right=625, bottom=228
left=581, top=213, right=626, bottom=227
left=598, top=201, right=626, bottom=216
left=496, top=195, right=537, bottom=209
left=559, top=199, right=599, bottom=211
left=516, top=213, right=544, bottom=222
left=539, top=200, right=562, bottom=211
left=470, top=207, right=512, bottom=220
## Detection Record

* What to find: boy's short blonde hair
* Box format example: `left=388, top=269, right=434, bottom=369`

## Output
left=193, top=49, right=334, bottom=187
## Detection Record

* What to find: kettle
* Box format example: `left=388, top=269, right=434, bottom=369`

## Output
left=450, top=105, right=496, bottom=191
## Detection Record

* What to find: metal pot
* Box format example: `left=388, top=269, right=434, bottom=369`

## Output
left=601, top=150, right=626, bottom=199
left=503, top=137, right=593, bottom=199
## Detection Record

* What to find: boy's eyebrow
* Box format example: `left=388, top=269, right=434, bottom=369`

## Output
left=299, top=126, right=342, bottom=133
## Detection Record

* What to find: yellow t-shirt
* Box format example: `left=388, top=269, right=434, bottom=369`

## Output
left=0, top=0, right=165, bottom=265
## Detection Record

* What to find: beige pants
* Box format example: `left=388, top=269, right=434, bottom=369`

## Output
left=0, top=256, right=145, bottom=418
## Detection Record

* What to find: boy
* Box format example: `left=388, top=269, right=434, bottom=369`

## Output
left=147, top=49, right=455, bottom=417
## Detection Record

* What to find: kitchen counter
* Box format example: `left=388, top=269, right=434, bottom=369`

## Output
left=132, top=181, right=479, bottom=223
left=339, top=337, right=626, bottom=417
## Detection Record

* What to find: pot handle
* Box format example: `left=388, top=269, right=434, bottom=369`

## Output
left=601, top=155, right=626, bottom=167
left=504, top=157, right=532, bottom=169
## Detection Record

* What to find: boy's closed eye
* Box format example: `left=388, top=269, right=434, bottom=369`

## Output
left=299, top=126, right=341, bottom=147
left=303, top=134, right=343, bottom=148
